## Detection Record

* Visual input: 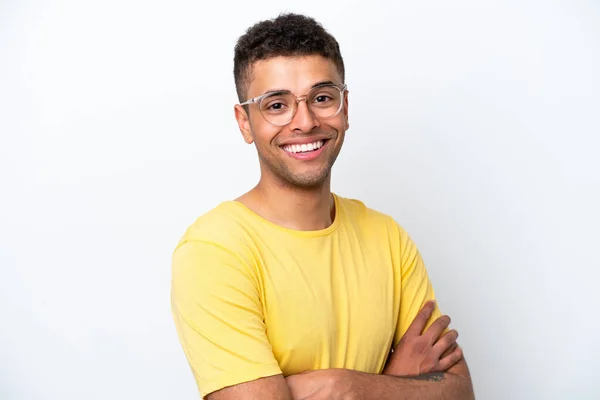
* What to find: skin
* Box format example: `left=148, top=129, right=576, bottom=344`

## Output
left=207, top=55, right=474, bottom=400
left=233, top=55, right=348, bottom=232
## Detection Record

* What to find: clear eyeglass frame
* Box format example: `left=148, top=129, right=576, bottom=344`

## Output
left=239, top=83, right=348, bottom=126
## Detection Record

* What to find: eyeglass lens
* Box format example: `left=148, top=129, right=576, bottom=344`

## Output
left=259, top=85, right=343, bottom=125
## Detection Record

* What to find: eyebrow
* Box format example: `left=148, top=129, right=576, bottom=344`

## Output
left=311, top=80, right=336, bottom=88
left=260, top=80, right=338, bottom=97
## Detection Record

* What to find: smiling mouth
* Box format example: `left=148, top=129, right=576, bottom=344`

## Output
left=281, top=139, right=327, bottom=154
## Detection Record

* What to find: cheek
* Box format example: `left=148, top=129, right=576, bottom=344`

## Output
left=250, top=119, right=282, bottom=148
left=327, top=116, right=347, bottom=135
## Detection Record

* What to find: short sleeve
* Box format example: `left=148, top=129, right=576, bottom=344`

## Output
left=170, top=240, right=282, bottom=398
left=393, top=226, right=444, bottom=346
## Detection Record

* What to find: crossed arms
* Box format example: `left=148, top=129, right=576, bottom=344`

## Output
left=172, top=232, right=475, bottom=400
left=209, top=301, right=474, bottom=400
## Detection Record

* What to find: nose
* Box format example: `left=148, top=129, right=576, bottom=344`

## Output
left=288, top=98, right=320, bottom=133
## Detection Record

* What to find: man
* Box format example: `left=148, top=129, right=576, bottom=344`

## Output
left=171, top=13, right=474, bottom=400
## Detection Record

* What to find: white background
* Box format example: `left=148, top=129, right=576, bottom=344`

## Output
left=1, top=0, right=599, bottom=399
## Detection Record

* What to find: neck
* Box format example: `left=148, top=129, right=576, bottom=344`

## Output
left=243, top=175, right=335, bottom=231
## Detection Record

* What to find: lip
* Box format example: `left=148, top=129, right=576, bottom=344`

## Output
left=281, top=139, right=329, bottom=161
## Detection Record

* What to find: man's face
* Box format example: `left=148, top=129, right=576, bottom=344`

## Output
left=235, top=55, right=349, bottom=189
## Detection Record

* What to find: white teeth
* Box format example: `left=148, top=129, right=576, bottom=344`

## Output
left=283, top=140, right=324, bottom=154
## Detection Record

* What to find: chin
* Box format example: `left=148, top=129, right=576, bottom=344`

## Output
left=284, top=169, right=331, bottom=188
left=259, top=151, right=335, bottom=188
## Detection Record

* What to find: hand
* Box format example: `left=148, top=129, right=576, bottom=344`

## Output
left=383, top=300, right=463, bottom=376
left=286, top=369, right=355, bottom=400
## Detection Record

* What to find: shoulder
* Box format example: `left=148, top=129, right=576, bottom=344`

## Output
left=335, top=194, right=416, bottom=256
left=173, top=201, right=256, bottom=261
left=335, top=194, right=401, bottom=232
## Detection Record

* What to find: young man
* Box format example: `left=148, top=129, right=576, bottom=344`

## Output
left=171, top=13, right=474, bottom=400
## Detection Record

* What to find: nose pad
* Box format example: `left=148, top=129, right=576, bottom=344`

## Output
left=291, top=100, right=318, bottom=129
left=295, top=97, right=318, bottom=119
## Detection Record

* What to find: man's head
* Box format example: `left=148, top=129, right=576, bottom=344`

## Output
left=233, top=13, right=349, bottom=189
left=233, top=13, right=345, bottom=103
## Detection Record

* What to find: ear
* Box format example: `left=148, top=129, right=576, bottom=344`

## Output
left=234, top=104, right=254, bottom=144
left=343, top=90, right=350, bottom=130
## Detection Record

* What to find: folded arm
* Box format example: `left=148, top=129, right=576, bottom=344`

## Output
left=316, top=359, right=473, bottom=400
left=209, top=361, right=472, bottom=400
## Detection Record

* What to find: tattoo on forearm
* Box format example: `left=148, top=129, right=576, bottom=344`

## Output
left=405, top=372, right=445, bottom=382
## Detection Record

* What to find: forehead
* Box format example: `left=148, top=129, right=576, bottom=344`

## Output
left=247, top=55, right=342, bottom=97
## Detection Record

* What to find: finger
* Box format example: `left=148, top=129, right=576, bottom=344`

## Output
left=439, top=338, right=458, bottom=359
left=438, top=345, right=464, bottom=371
left=404, top=300, right=437, bottom=338
left=423, top=314, right=451, bottom=344
left=433, top=329, right=458, bottom=357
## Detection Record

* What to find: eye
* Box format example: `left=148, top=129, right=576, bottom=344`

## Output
left=268, top=102, right=286, bottom=110
left=262, top=93, right=292, bottom=113
left=310, top=86, right=339, bottom=105
left=314, top=95, right=333, bottom=103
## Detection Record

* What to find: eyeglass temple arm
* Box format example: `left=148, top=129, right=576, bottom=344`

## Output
left=240, top=94, right=266, bottom=106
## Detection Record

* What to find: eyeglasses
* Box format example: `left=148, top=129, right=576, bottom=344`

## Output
left=240, top=83, right=347, bottom=126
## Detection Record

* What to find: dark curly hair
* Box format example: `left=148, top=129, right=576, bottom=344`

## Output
left=233, top=13, right=345, bottom=102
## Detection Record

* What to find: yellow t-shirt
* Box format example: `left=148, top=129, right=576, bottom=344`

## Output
left=171, top=194, right=442, bottom=398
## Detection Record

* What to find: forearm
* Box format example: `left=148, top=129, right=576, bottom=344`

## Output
left=287, top=359, right=473, bottom=399
left=348, top=370, right=474, bottom=400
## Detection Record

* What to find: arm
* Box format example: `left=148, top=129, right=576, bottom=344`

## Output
left=343, top=358, right=473, bottom=400
left=171, top=240, right=291, bottom=399
left=285, top=361, right=473, bottom=400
